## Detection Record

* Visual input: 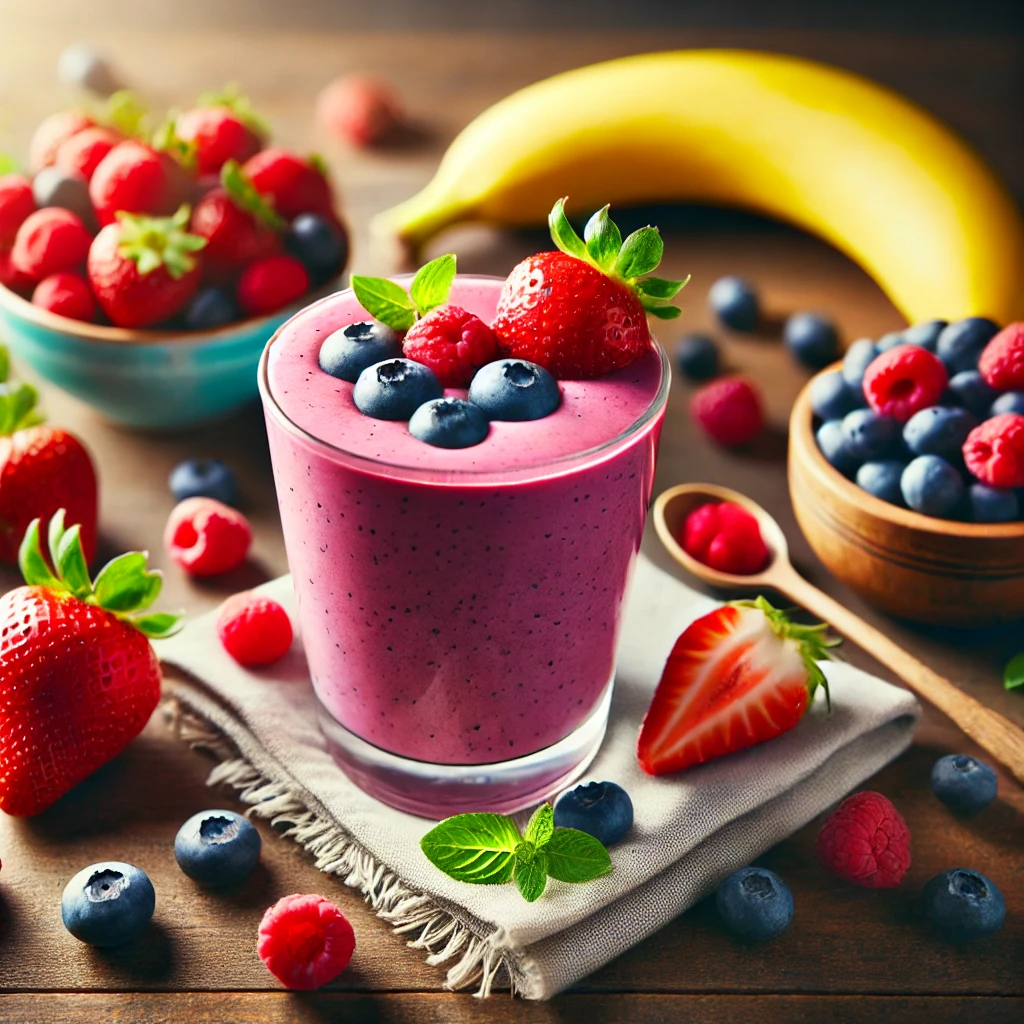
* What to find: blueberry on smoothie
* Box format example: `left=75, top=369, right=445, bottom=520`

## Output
left=946, top=370, right=996, bottom=417
left=810, top=370, right=857, bottom=421
left=353, top=358, right=442, bottom=419
left=708, top=276, right=758, bottom=331
left=856, top=460, right=906, bottom=506
left=903, top=406, right=977, bottom=461
left=901, top=455, right=964, bottom=517
left=554, top=781, right=633, bottom=846
left=468, top=359, right=561, bottom=421
left=902, top=319, right=946, bottom=351
left=784, top=312, right=839, bottom=369
left=409, top=397, right=489, bottom=448
left=841, top=408, right=899, bottom=462
left=175, top=809, right=262, bottom=886
left=61, top=862, right=155, bottom=947
left=968, top=484, right=1020, bottom=523
left=321, top=322, right=403, bottom=383
left=716, top=867, right=793, bottom=943
left=931, top=755, right=998, bottom=816
left=922, top=868, right=1005, bottom=942
left=936, top=317, right=1000, bottom=374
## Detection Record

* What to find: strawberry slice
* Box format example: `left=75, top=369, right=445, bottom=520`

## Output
left=637, top=597, right=838, bottom=775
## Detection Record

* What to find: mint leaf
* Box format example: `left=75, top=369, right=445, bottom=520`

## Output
left=545, top=828, right=613, bottom=883
left=420, top=813, right=521, bottom=885
left=513, top=842, right=549, bottom=902
left=0, top=345, right=9, bottom=385
left=523, top=803, right=554, bottom=848
left=636, top=276, right=687, bottom=300
left=132, top=611, right=183, bottom=639
left=584, top=205, right=622, bottom=271
left=409, top=253, right=456, bottom=315
left=614, top=226, right=663, bottom=279
left=548, top=198, right=588, bottom=263
left=93, top=552, right=162, bottom=612
left=18, top=519, right=60, bottom=590
left=1005, top=653, right=1024, bottom=691
left=351, top=275, right=417, bottom=333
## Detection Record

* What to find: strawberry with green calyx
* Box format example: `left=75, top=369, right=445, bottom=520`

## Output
left=87, top=205, right=207, bottom=327
left=151, top=117, right=200, bottom=172
left=0, top=510, right=181, bottom=816
left=196, top=83, right=270, bottom=140
left=637, top=596, right=840, bottom=776
left=242, top=147, right=334, bottom=221
left=102, top=90, right=150, bottom=139
left=492, top=198, right=690, bottom=379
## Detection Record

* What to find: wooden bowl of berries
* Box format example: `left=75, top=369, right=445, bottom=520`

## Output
left=0, top=92, right=348, bottom=430
left=788, top=318, right=1024, bottom=626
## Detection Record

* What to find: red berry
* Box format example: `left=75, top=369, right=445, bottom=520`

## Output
left=191, top=188, right=281, bottom=284
left=164, top=497, right=252, bottom=577
left=978, top=322, right=1024, bottom=392
left=10, top=208, right=92, bottom=282
left=816, top=791, right=911, bottom=888
left=316, top=75, right=402, bottom=147
left=257, top=893, right=355, bottom=991
left=681, top=501, right=769, bottom=575
left=89, top=141, right=192, bottom=226
left=55, top=126, right=122, bottom=182
left=863, top=345, right=947, bottom=422
left=243, top=148, right=333, bottom=220
left=29, top=111, right=94, bottom=173
left=0, top=251, right=36, bottom=295
left=177, top=107, right=263, bottom=175
left=217, top=591, right=293, bottom=668
left=690, top=375, right=764, bottom=446
left=402, top=304, right=498, bottom=387
left=32, top=272, right=97, bottom=322
left=0, top=174, right=36, bottom=249
left=962, top=413, right=1024, bottom=489
left=236, top=254, right=309, bottom=317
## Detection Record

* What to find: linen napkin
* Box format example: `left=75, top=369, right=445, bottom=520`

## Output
left=157, top=556, right=920, bottom=1000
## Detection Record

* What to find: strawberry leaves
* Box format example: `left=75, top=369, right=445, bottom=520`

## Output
left=221, top=159, right=286, bottom=231
left=351, top=253, right=457, bottom=333
left=1004, top=652, right=1024, bottom=692
left=116, top=205, right=207, bottom=280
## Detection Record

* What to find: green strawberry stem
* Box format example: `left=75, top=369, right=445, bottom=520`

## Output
left=104, top=89, right=149, bottom=138
left=196, top=83, right=270, bottom=139
left=19, top=510, right=182, bottom=639
left=351, top=253, right=457, bottom=333
left=0, top=346, right=45, bottom=436
left=221, top=159, right=286, bottom=231
left=548, top=198, right=688, bottom=320
left=152, top=116, right=199, bottom=171
left=116, top=205, right=207, bottom=280
left=0, top=153, right=17, bottom=175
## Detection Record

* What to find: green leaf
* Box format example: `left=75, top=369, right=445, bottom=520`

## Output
left=547, top=198, right=588, bottom=262
left=1005, top=653, right=1024, bottom=691
left=351, top=275, right=417, bottom=333
left=513, top=843, right=549, bottom=902
left=132, top=611, right=183, bottom=639
left=105, top=90, right=148, bottom=137
left=54, top=524, right=93, bottom=599
left=0, top=154, right=18, bottom=175
left=636, top=276, right=687, bottom=300
left=583, top=205, right=622, bottom=271
left=544, top=828, right=613, bottom=884
left=196, top=83, right=270, bottom=138
left=116, top=206, right=206, bottom=281
left=523, top=803, right=554, bottom=848
left=18, top=519, right=61, bottom=590
left=0, top=345, right=9, bottom=385
left=220, top=159, right=286, bottom=231
left=152, top=116, right=198, bottom=171
left=420, top=812, right=522, bottom=885
left=93, top=552, right=163, bottom=613
left=644, top=303, right=682, bottom=320
left=613, top=226, right=664, bottom=279
left=0, top=382, right=41, bottom=435
left=409, top=253, right=457, bottom=315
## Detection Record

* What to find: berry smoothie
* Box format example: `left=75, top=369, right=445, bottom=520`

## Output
left=260, top=275, right=668, bottom=813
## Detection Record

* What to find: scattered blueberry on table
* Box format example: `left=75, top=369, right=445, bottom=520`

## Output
left=708, top=275, right=759, bottom=331
left=716, top=866, right=794, bottom=943
left=61, top=861, right=156, bottom=947
left=784, top=311, right=839, bottom=369
left=553, top=781, right=634, bottom=846
left=921, top=869, right=1006, bottom=942
left=175, top=809, right=262, bottom=886
left=169, top=458, right=238, bottom=506
left=930, top=755, right=998, bottom=816
left=673, top=333, right=720, bottom=382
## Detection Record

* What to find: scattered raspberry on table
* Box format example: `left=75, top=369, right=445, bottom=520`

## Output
left=816, top=790, right=911, bottom=888
left=218, top=591, right=293, bottom=668
left=257, top=893, right=355, bottom=991
left=164, top=496, right=252, bottom=577
left=690, top=375, right=764, bottom=447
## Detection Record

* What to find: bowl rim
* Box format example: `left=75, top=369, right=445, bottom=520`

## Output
left=791, top=361, right=1024, bottom=541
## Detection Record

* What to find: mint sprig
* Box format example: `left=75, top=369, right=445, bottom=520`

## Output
left=351, top=253, right=456, bottom=334
left=1005, top=653, right=1024, bottom=691
left=421, top=802, right=612, bottom=903
left=19, top=510, right=182, bottom=639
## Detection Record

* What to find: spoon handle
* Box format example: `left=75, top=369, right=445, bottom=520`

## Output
left=774, top=565, right=1024, bottom=786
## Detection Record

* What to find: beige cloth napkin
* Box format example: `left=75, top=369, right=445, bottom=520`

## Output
left=157, top=556, right=920, bottom=1000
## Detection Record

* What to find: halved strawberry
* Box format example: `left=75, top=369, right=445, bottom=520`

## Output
left=637, top=597, right=838, bottom=775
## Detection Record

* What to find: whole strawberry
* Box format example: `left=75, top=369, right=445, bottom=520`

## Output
left=0, top=174, right=37, bottom=249
left=89, top=140, right=193, bottom=226
left=177, top=88, right=266, bottom=175
left=87, top=205, right=207, bottom=327
left=492, top=199, right=688, bottom=379
left=0, top=511, right=180, bottom=816
left=243, top=148, right=333, bottom=220
left=29, top=111, right=94, bottom=173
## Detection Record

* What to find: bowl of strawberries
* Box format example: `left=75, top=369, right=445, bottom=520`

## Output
left=0, top=90, right=348, bottom=429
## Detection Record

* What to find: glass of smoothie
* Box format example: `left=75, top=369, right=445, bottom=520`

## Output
left=259, top=274, right=669, bottom=818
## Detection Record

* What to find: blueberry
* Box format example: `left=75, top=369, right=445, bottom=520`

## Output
left=169, top=458, right=237, bottom=505
left=553, top=781, right=633, bottom=846
left=319, top=321, right=402, bottom=383
left=716, top=867, right=793, bottom=943
left=902, top=319, right=946, bottom=351
left=856, top=460, right=906, bottom=506
left=353, top=358, right=442, bottom=420
left=816, top=419, right=860, bottom=476
left=174, top=809, right=262, bottom=886
left=184, top=287, right=237, bottom=330
left=931, top=754, right=998, bottom=816
left=991, top=391, right=1024, bottom=417
left=810, top=370, right=857, bottom=421
left=285, top=212, right=347, bottom=283
left=936, top=317, right=1000, bottom=374
left=841, top=408, right=899, bottom=461
left=901, top=455, right=965, bottom=517
left=61, top=862, right=155, bottom=947
left=922, top=868, right=1005, bottom=942
left=468, top=359, right=561, bottom=421
left=968, top=484, right=1020, bottom=523
left=708, top=276, right=758, bottom=331
left=875, top=330, right=906, bottom=353
left=784, top=312, right=839, bottom=370
left=946, top=370, right=997, bottom=417
left=903, top=406, right=977, bottom=460
left=408, top=397, right=489, bottom=448
left=841, top=339, right=879, bottom=400
left=32, top=166, right=96, bottom=227
left=673, top=333, right=720, bottom=382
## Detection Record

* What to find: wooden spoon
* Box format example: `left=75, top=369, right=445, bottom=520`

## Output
left=653, top=482, right=1024, bottom=786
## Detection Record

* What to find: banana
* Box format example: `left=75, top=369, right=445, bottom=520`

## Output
left=374, top=50, right=1024, bottom=325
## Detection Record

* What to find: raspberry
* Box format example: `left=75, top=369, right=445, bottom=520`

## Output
left=10, top=208, right=92, bottom=282
left=681, top=501, right=769, bottom=575
left=164, top=497, right=252, bottom=577
left=978, top=322, right=1024, bottom=392
left=402, top=304, right=498, bottom=387
left=0, top=174, right=36, bottom=249
left=257, top=893, right=355, bottom=991
left=962, top=413, right=1024, bottom=489
left=816, top=791, right=911, bottom=888
left=218, top=591, right=294, bottom=668
left=863, top=345, right=947, bottom=422
left=0, top=251, right=37, bottom=295
left=316, top=75, right=402, bottom=147
left=690, top=375, right=764, bottom=447
left=32, top=272, right=97, bottom=322
left=236, top=255, right=309, bottom=317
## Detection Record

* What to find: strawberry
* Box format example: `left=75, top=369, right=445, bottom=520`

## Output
left=236, top=254, right=309, bottom=317
left=0, top=510, right=180, bottom=816
left=0, top=357, right=98, bottom=563
left=0, top=174, right=36, bottom=250
left=492, top=199, right=688, bottom=379
left=87, top=205, right=206, bottom=327
left=32, top=271, right=97, bottom=322
left=10, top=208, right=93, bottom=282
left=55, top=125, right=123, bottom=182
left=29, top=111, right=94, bottom=173
left=242, top=148, right=333, bottom=220
left=177, top=108, right=264, bottom=175
left=316, top=75, right=402, bottom=147
left=0, top=251, right=36, bottom=295
left=89, top=140, right=193, bottom=227
left=637, top=596, right=839, bottom=776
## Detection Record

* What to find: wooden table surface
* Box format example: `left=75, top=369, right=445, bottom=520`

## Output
left=0, top=15, right=1022, bottom=1023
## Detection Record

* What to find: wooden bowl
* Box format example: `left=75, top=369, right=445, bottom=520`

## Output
left=788, top=365, right=1024, bottom=626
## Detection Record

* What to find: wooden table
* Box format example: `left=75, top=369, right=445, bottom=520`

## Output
left=0, top=16, right=1022, bottom=1023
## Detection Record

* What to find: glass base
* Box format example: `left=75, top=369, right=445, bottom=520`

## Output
left=316, top=681, right=612, bottom=819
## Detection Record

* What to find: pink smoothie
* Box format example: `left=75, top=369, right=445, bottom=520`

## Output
left=261, top=276, right=668, bottom=765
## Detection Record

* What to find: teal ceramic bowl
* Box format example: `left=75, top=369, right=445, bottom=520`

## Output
left=0, top=281, right=338, bottom=430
